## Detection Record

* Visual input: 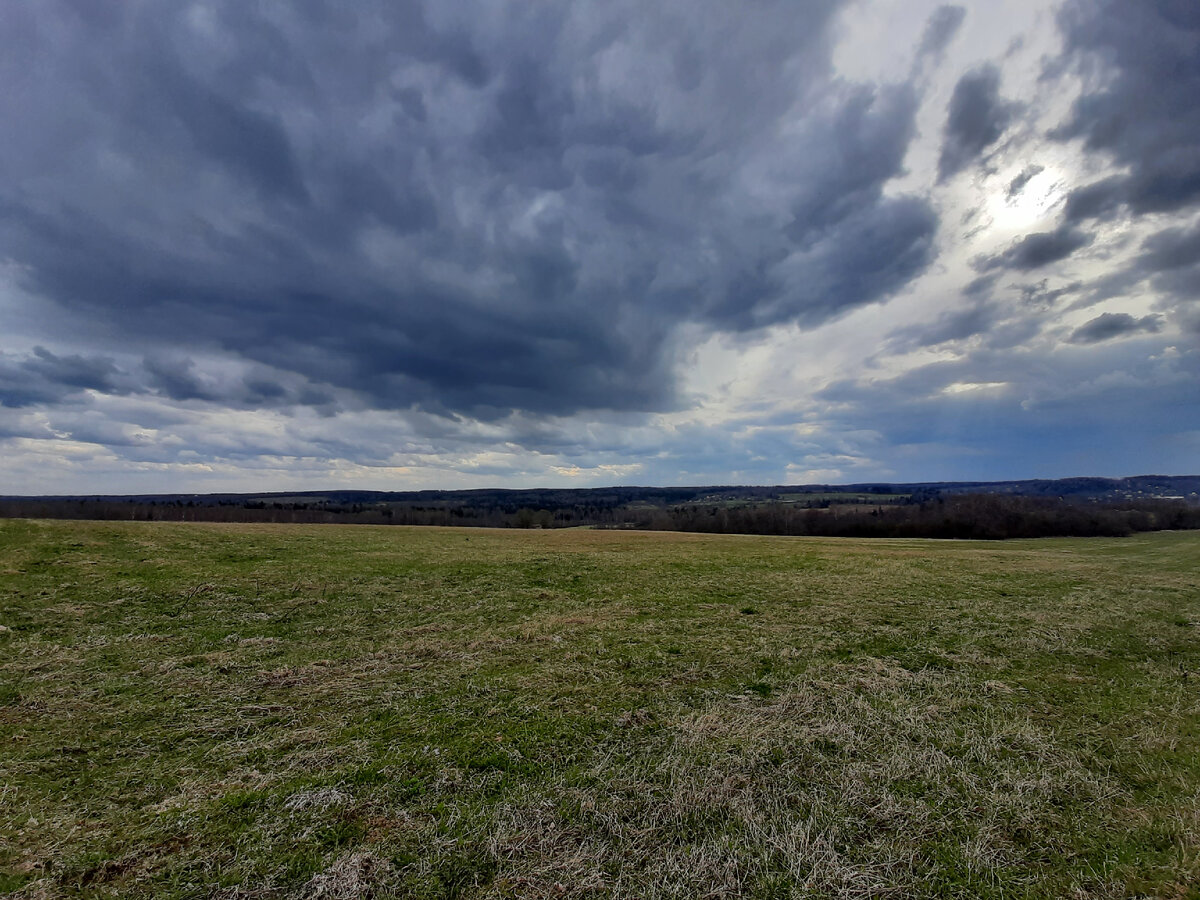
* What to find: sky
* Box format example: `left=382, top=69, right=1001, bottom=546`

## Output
left=1, top=0, right=1198, bottom=494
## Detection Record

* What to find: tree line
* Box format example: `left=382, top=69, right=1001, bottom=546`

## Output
left=1, top=492, right=1198, bottom=539
left=650, top=494, right=1200, bottom=539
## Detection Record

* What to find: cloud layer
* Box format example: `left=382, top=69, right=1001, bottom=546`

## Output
left=1, top=0, right=1197, bottom=491
left=2, top=0, right=937, bottom=418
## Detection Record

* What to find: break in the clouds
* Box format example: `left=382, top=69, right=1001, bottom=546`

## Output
left=0, top=0, right=1197, bottom=493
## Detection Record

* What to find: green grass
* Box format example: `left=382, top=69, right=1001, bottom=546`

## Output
left=1, top=520, right=1198, bottom=898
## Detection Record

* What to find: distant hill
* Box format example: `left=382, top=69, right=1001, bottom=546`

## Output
left=5, top=474, right=1198, bottom=508
left=3, top=476, right=1198, bottom=539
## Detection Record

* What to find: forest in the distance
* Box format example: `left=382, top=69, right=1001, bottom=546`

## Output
left=3, top=476, right=1199, bottom=539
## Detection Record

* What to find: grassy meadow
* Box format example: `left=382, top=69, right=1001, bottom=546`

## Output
left=1, top=519, right=1198, bottom=899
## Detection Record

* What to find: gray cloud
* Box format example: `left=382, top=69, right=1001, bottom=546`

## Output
left=814, top=339, right=1200, bottom=479
left=963, top=273, right=999, bottom=298
left=0, top=343, right=339, bottom=414
left=1134, top=222, right=1200, bottom=332
left=2, top=0, right=1197, bottom=492
left=0, top=0, right=942, bottom=421
left=886, top=274, right=1087, bottom=356
left=0, top=347, right=128, bottom=408
left=918, top=6, right=967, bottom=63
left=1138, top=223, right=1200, bottom=274
left=23, top=347, right=123, bottom=394
left=886, top=303, right=996, bottom=352
left=1006, top=165, right=1044, bottom=200
left=1068, top=312, right=1163, bottom=344
left=1056, top=1, right=1200, bottom=219
left=981, top=225, right=1093, bottom=272
left=1062, top=175, right=1125, bottom=223
left=938, top=66, right=1016, bottom=181
left=142, top=357, right=221, bottom=404
left=1056, top=210, right=1200, bottom=331
left=1017, top=280, right=1081, bottom=307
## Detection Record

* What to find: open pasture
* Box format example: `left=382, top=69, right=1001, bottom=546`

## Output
left=1, top=520, right=1198, bottom=898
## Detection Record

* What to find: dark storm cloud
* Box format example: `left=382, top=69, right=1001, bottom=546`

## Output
left=937, top=66, right=1016, bottom=181
left=142, top=357, right=226, bottom=404
left=1068, top=312, right=1163, bottom=344
left=715, top=82, right=941, bottom=329
left=1062, top=176, right=1124, bottom=223
left=140, top=355, right=302, bottom=408
left=0, top=0, right=937, bottom=419
left=1132, top=223, right=1200, bottom=332
left=0, top=344, right=328, bottom=412
left=1138, top=223, right=1200, bottom=274
left=785, top=195, right=938, bottom=328
left=22, top=347, right=123, bottom=395
left=0, top=347, right=128, bottom=408
left=980, top=225, right=1093, bottom=272
left=1056, top=1, right=1200, bottom=219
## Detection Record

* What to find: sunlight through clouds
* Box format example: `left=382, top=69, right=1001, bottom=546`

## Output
left=0, top=1, right=1196, bottom=491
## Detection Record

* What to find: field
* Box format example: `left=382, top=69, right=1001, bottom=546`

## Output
left=1, top=520, right=1198, bottom=899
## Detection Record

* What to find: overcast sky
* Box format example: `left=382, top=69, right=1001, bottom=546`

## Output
left=1, top=0, right=1197, bottom=493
